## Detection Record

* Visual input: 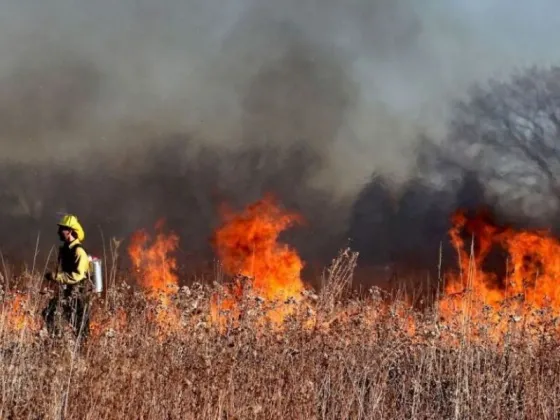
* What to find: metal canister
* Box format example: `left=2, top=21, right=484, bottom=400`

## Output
left=90, top=257, right=103, bottom=293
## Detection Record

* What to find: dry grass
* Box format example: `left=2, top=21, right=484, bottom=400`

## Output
left=1, top=251, right=560, bottom=420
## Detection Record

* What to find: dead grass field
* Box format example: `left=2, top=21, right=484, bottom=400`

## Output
left=1, top=252, right=560, bottom=420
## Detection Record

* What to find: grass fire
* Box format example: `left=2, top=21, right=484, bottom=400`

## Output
left=128, top=220, right=181, bottom=336
left=2, top=195, right=560, bottom=418
left=2, top=0, right=560, bottom=416
left=210, top=194, right=307, bottom=329
left=440, top=208, right=560, bottom=344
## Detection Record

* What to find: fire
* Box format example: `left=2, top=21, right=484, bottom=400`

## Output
left=89, top=307, right=127, bottom=338
left=2, top=293, right=40, bottom=333
left=211, top=195, right=306, bottom=328
left=440, top=209, right=560, bottom=342
left=128, top=220, right=181, bottom=335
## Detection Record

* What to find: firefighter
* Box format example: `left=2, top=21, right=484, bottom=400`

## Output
left=42, top=214, right=91, bottom=338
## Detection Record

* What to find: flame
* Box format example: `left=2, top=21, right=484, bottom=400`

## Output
left=211, top=195, right=306, bottom=328
left=89, top=307, right=127, bottom=338
left=2, top=293, right=40, bottom=333
left=440, top=209, right=560, bottom=342
left=128, top=220, right=181, bottom=335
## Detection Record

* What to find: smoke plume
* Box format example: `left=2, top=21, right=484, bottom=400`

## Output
left=1, top=0, right=559, bottom=277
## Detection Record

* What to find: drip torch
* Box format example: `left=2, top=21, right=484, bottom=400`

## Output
left=88, top=256, right=104, bottom=293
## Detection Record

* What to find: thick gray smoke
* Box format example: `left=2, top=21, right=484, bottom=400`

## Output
left=1, top=0, right=560, bottom=276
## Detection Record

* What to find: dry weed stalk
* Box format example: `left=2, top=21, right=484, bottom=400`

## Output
left=318, top=248, right=358, bottom=314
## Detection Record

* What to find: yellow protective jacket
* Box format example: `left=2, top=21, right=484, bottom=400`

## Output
left=54, top=239, right=89, bottom=285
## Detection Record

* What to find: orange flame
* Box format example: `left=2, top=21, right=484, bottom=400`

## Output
left=128, top=220, right=181, bottom=335
left=2, top=293, right=40, bottom=333
left=211, top=195, right=306, bottom=328
left=89, top=307, right=127, bottom=338
left=440, top=209, right=560, bottom=342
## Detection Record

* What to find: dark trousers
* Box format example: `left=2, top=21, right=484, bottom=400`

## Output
left=42, top=283, right=90, bottom=338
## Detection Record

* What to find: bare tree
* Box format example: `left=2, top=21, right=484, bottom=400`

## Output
left=419, top=66, right=560, bottom=224
left=348, top=66, right=560, bottom=272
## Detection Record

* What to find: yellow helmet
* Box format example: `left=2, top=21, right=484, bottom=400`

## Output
left=57, top=214, right=85, bottom=242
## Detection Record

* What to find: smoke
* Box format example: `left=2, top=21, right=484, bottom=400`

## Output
left=1, top=0, right=560, bottom=273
